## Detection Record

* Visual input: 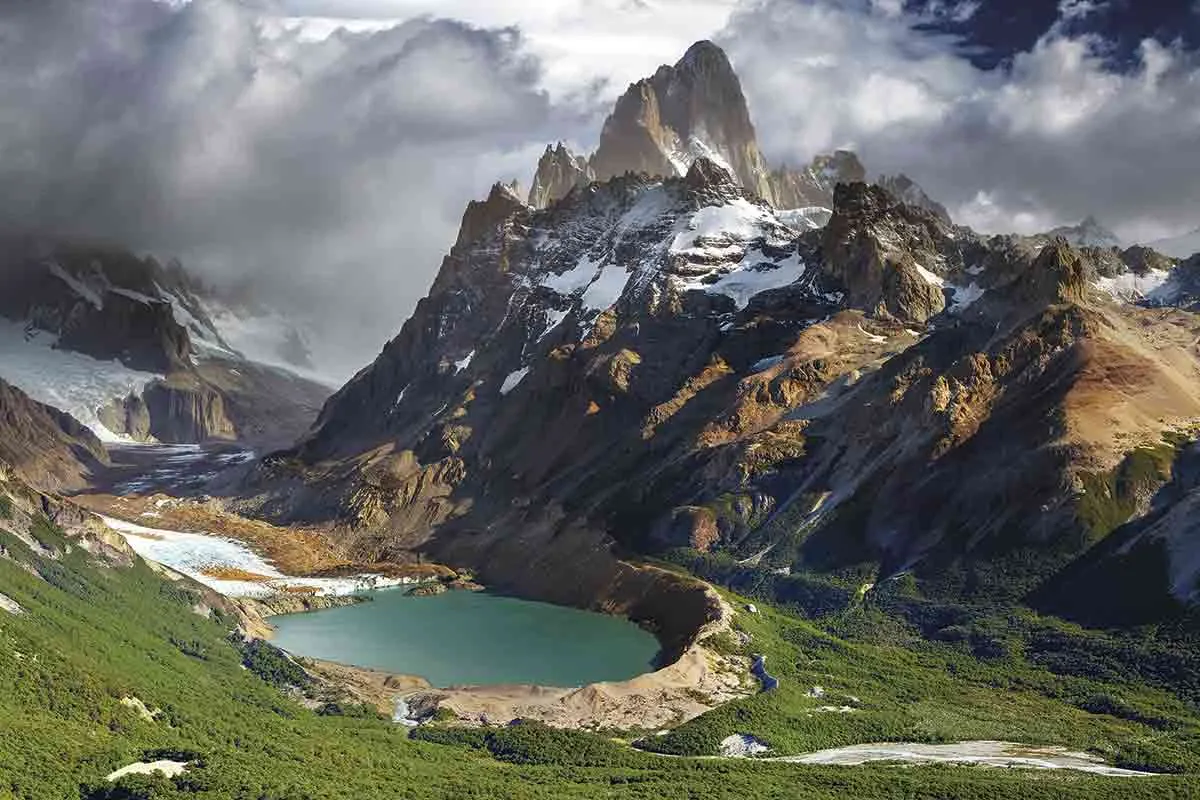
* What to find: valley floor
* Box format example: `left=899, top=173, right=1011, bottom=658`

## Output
left=2, top=450, right=1199, bottom=798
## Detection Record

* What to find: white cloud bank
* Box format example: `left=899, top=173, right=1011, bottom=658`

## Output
left=718, top=0, right=1200, bottom=242
left=1, top=0, right=1198, bottom=381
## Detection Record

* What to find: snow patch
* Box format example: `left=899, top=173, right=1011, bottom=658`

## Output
left=671, top=199, right=789, bottom=252
left=0, top=319, right=160, bottom=442
left=702, top=252, right=806, bottom=309
left=947, top=282, right=985, bottom=313
left=101, top=516, right=411, bottom=598
left=500, top=367, right=530, bottom=395
left=46, top=262, right=103, bottom=309
left=751, top=355, right=785, bottom=372
left=581, top=266, right=632, bottom=312
left=1096, top=269, right=1172, bottom=303
left=392, top=384, right=409, bottom=410
left=779, top=741, right=1158, bottom=776
left=776, top=207, right=832, bottom=231
left=914, top=263, right=945, bottom=288
left=856, top=323, right=887, bottom=344
left=541, top=255, right=600, bottom=296
left=106, top=761, right=188, bottom=782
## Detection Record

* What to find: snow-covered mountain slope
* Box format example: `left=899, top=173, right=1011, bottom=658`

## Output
left=0, top=320, right=160, bottom=443
left=1094, top=268, right=1175, bottom=304
left=0, top=239, right=331, bottom=446
left=293, top=158, right=855, bottom=463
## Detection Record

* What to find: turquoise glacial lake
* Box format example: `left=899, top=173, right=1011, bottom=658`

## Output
left=271, top=589, right=662, bottom=688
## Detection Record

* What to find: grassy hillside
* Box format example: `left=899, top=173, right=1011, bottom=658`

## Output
left=2, top=500, right=1199, bottom=798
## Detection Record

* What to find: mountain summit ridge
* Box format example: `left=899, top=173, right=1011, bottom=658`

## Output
left=527, top=41, right=878, bottom=216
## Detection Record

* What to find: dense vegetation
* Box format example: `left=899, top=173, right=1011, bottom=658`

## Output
left=2, top=513, right=1200, bottom=798
left=657, top=550, right=1200, bottom=770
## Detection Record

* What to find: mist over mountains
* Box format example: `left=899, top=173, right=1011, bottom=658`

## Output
left=2, top=0, right=1198, bottom=378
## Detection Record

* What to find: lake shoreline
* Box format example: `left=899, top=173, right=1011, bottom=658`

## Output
left=96, top=507, right=751, bottom=731
left=271, top=589, right=751, bottom=731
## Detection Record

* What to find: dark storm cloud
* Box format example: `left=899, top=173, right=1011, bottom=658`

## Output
left=0, top=0, right=585, bottom=379
left=4, top=0, right=1200, bottom=378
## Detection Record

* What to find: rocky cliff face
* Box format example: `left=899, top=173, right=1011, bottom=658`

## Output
left=0, top=238, right=331, bottom=447
left=529, top=143, right=595, bottom=209
left=0, top=377, right=107, bottom=491
left=819, top=182, right=961, bottom=322
left=590, top=41, right=776, bottom=204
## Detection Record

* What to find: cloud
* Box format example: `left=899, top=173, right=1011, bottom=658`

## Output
left=0, top=0, right=744, bottom=380
left=272, top=0, right=742, bottom=101
left=1058, top=0, right=1106, bottom=22
left=4, top=0, right=1200, bottom=382
left=0, top=0, right=586, bottom=380
left=717, top=0, right=1200, bottom=241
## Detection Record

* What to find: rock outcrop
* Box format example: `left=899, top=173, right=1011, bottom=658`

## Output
left=820, top=182, right=959, bottom=322
left=876, top=174, right=951, bottom=224
left=590, top=41, right=775, bottom=204
left=528, top=143, right=595, bottom=209
left=0, top=378, right=107, bottom=491
left=769, top=151, right=867, bottom=211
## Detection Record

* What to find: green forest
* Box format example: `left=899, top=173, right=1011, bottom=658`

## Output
left=2, top=515, right=1199, bottom=799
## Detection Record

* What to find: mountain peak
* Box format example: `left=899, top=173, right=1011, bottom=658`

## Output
left=590, top=40, right=773, bottom=202
left=876, top=173, right=952, bottom=224
left=677, top=39, right=735, bottom=74
left=683, top=156, right=739, bottom=196
left=455, top=182, right=526, bottom=248
left=528, top=142, right=594, bottom=208
left=525, top=41, right=875, bottom=214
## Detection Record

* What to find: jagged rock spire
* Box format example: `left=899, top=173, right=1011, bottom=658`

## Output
left=528, top=143, right=595, bottom=209
left=590, top=41, right=776, bottom=203
left=454, top=182, right=525, bottom=249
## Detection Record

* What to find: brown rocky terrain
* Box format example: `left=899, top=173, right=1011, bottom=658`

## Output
left=224, top=43, right=1200, bottom=633
left=0, top=377, right=107, bottom=491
